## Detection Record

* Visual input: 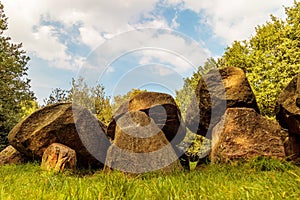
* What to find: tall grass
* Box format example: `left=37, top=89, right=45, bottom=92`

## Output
left=0, top=158, right=300, bottom=200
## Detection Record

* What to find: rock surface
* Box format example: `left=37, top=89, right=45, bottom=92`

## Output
left=211, top=108, right=288, bottom=163
left=41, top=143, right=77, bottom=172
left=0, top=145, right=28, bottom=165
left=8, top=103, right=110, bottom=168
left=186, top=67, right=259, bottom=137
left=105, top=111, right=183, bottom=174
left=107, top=92, right=186, bottom=145
left=275, top=73, right=300, bottom=135
left=284, top=135, right=300, bottom=161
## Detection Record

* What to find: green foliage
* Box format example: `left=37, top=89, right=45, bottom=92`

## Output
left=70, top=77, right=113, bottom=124
left=19, top=100, right=39, bottom=120
left=247, top=156, right=295, bottom=172
left=184, top=131, right=212, bottom=163
left=43, top=88, right=70, bottom=105
left=220, top=1, right=300, bottom=117
left=44, top=81, right=149, bottom=125
left=0, top=3, right=35, bottom=151
left=44, top=77, right=113, bottom=125
left=111, top=88, right=147, bottom=113
left=90, top=84, right=113, bottom=124
left=1, top=162, right=300, bottom=199
left=175, top=58, right=217, bottom=117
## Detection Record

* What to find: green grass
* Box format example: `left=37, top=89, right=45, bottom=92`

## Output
left=1, top=159, right=300, bottom=200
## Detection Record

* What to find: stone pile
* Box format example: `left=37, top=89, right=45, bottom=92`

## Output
left=186, top=66, right=259, bottom=138
left=1, top=93, right=187, bottom=173
left=5, top=103, right=110, bottom=169
left=107, top=92, right=186, bottom=144
left=1, top=67, right=300, bottom=171
left=106, top=92, right=188, bottom=172
left=186, top=67, right=300, bottom=163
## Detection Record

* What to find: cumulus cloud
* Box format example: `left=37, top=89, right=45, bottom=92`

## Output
left=30, top=26, right=72, bottom=66
left=2, top=0, right=292, bottom=72
left=1, top=0, right=164, bottom=70
left=79, top=26, right=105, bottom=49
left=76, top=28, right=210, bottom=87
left=166, top=0, right=294, bottom=43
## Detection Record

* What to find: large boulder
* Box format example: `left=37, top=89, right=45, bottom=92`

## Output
left=107, top=92, right=186, bottom=145
left=8, top=103, right=110, bottom=168
left=186, top=67, right=259, bottom=138
left=105, top=111, right=183, bottom=174
left=0, top=145, right=28, bottom=165
left=275, top=73, right=300, bottom=135
left=211, top=108, right=288, bottom=163
left=41, top=143, right=77, bottom=172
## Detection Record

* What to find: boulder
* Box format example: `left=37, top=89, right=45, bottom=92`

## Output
left=41, top=143, right=76, bottom=172
left=105, top=111, right=183, bottom=174
left=8, top=103, right=110, bottom=168
left=211, top=108, right=288, bottom=163
left=107, top=92, right=186, bottom=145
left=284, top=135, right=300, bottom=161
left=186, top=67, right=259, bottom=138
left=275, top=73, right=300, bottom=135
left=0, top=145, right=28, bottom=165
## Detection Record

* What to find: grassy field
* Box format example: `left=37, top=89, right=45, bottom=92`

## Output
left=0, top=158, right=300, bottom=200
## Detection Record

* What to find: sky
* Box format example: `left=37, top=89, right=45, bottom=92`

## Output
left=1, top=0, right=295, bottom=105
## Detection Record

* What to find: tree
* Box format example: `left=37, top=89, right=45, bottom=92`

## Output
left=44, top=77, right=113, bottom=125
left=0, top=3, right=35, bottom=150
left=70, top=77, right=113, bottom=124
left=19, top=100, right=39, bottom=119
left=111, top=88, right=147, bottom=113
left=221, top=1, right=300, bottom=117
left=69, top=77, right=91, bottom=108
left=90, top=84, right=112, bottom=124
left=175, top=58, right=218, bottom=118
left=43, top=88, right=70, bottom=105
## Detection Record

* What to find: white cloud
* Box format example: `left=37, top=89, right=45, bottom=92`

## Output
left=2, top=0, right=292, bottom=71
left=79, top=26, right=105, bottom=49
left=1, top=0, right=163, bottom=70
left=81, top=29, right=210, bottom=81
left=133, top=17, right=169, bottom=29
left=152, top=66, right=175, bottom=76
left=171, top=12, right=180, bottom=29
left=164, top=0, right=183, bottom=6
left=166, top=0, right=294, bottom=43
left=30, top=26, right=71, bottom=64
left=138, top=49, right=200, bottom=76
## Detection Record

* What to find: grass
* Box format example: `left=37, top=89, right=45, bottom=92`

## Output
left=0, top=158, right=300, bottom=200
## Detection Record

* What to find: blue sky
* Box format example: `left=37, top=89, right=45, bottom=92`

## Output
left=1, top=0, right=295, bottom=104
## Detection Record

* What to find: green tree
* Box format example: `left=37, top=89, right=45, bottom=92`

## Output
left=20, top=100, right=39, bottom=119
left=90, top=84, right=112, bottom=124
left=70, top=77, right=113, bottom=124
left=221, top=1, right=300, bottom=117
left=43, top=88, right=70, bottom=105
left=111, top=88, right=147, bottom=113
left=219, top=40, right=250, bottom=72
left=44, top=77, right=113, bottom=125
left=175, top=58, right=218, bottom=117
left=69, top=77, right=91, bottom=108
left=0, top=3, right=35, bottom=150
